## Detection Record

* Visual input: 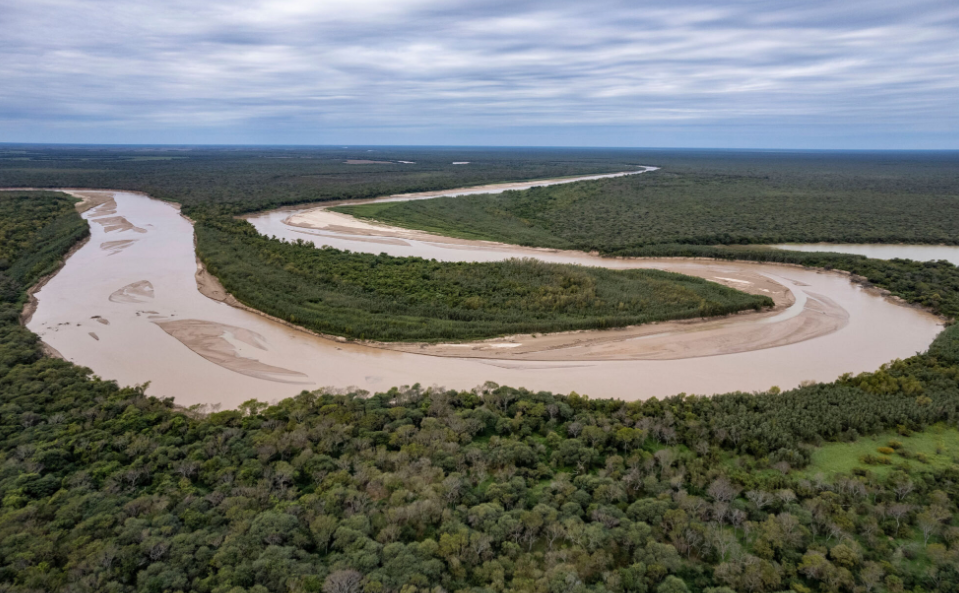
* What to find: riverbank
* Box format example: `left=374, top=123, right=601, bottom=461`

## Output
left=21, top=188, right=941, bottom=406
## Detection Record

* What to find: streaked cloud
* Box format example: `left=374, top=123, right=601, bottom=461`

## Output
left=0, top=0, right=956, bottom=147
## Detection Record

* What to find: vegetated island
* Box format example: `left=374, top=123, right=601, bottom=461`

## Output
left=5, top=190, right=959, bottom=593
left=196, top=216, right=772, bottom=342
left=334, top=155, right=959, bottom=318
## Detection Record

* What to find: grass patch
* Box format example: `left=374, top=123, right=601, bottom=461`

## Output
left=803, top=424, right=959, bottom=478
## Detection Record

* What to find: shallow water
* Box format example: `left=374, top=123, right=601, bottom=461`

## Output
left=28, top=187, right=944, bottom=407
left=774, top=243, right=959, bottom=266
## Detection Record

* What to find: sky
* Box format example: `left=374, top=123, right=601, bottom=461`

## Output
left=1, top=0, right=957, bottom=149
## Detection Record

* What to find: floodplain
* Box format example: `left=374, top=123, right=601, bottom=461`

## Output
left=25, top=181, right=942, bottom=406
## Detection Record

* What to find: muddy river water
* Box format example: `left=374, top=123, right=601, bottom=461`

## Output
left=26, top=173, right=945, bottom=407
left=774, top=243, right=959, bottom=266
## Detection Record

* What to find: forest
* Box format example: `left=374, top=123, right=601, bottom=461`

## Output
left=0, top=146, right=637, bottom=215
left=0, top=191, right=89, bottom=312
left=7, top=335, right=959, bottom=593
left=335, top=152, right=959, bottom=249
left=195, top=217, right=770, bottom=341
left=3, top=197, right=959, bottom=591
left=4, top=153, right=959, bottom=592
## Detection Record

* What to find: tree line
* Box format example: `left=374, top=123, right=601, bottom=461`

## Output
left=0, top=146, right=636, bottom=216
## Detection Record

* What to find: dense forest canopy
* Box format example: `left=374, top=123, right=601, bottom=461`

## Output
left=335, top=152, right=959, bottom=249
left=4, top=146, right=957, bottom=227
left=3, top=195, right=959, bottom=591
left=3, top=192, right=959, bottom=593
left=0, top=192, right=78, bottom=267
left=0, top=146, right=639, bottom=215
left=196, top=217, right=770, bottom=342
left=0, top=191, right=88, bottom=310
left=5, top=341, right=959, bottom=593
left=3, top=153, right=959, bottom=593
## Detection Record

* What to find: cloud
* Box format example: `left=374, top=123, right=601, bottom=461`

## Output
left=0, top=0, right=957, bottom=146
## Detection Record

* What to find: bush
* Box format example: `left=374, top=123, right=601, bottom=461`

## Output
left=196, top=220, right=772, bottom=342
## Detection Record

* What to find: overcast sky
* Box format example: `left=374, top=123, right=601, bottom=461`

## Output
left=1, top=0, right=957, bottom=148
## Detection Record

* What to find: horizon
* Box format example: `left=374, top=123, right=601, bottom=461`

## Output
left=3, top=143, right=959, bottom=153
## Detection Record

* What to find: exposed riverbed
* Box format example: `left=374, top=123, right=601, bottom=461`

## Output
left=26, top=174, right=944, bottom=407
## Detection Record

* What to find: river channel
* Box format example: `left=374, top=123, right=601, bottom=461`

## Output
left=774, top=243, right=959, bottom=266
left=26, top=173, right=945, bottom=407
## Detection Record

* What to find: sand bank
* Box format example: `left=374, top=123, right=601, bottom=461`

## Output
left=154, top=319, right=311, bottom=384
left=24, top=184, right=944, bottom=407
left=278, top=215, right=854, bottom=361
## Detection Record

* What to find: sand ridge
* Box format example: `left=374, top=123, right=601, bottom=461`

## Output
left=154, top=319, right=312, bottom=384
left=91, top=215, right=147, bottom=234
left=101, top=239, right=139, bottom=255
left=109, top=280, right=155, bottom=303
left=69, top=190, right=118, bottom=213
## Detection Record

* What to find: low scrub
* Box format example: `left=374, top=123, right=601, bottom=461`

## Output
left=195, top=218, right=771, bottom=342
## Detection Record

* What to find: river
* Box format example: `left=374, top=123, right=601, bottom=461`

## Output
left=774, top=243, right=959, bottom=266
left=25, top=174, right=944, bottom=407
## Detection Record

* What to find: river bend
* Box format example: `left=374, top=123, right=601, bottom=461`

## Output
left=26, top=173, right=944, bottom=406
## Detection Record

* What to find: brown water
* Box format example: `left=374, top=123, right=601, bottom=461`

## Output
left=28, top=186, right=943, bottom=408
left=774, top=243, right=959, bottom=266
